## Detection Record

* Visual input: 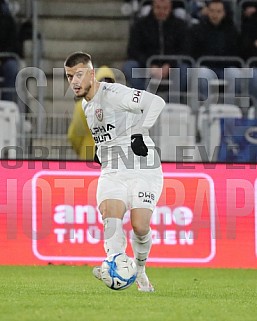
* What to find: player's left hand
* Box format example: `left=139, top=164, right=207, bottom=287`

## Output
left=131, top=134, right=148, bottom=157
left=94, top=146, right=101, bottom=165
left=94, top=153, right=101, bottom=165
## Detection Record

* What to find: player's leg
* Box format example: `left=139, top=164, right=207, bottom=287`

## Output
left=129, top=167, right=163, bottom=291
left=99, top=199, right=127, bottom=256
left=92, top=199, right=127, bottom=280
left=131, top=208, right=152, bottom=268
left=131, top=208, right=154, bottom=292
left=97, top=173, right=128, bottom=256
left=93, top=173, right=128, bottom=280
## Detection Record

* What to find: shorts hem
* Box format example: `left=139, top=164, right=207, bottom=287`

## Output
left=97, top=197, right=128, bottom=210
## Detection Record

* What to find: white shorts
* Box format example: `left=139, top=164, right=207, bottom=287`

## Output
left=96, top=166, right=163, bottom=211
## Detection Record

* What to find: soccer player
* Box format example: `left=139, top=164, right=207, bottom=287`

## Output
left=64, top=52, right=165, bottom=292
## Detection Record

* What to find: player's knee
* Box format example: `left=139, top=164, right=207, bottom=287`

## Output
left=132, top=224, right=150, bottom=237
left=98, top=202, right=112, bottom=219
left=98, top=204, right=106, bottom=218
left=98, top=200, right=126, bottom=220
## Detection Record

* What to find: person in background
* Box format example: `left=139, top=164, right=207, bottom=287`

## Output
left=240, top=2, right=257, bottom=102
left=241, top=0, right=257, bottom=21
left=123, top=0, right=189, bottom=93
left=0, top=0, right=19, bottom=101
left=190, top=0, right=234, bottom=23
left=121, top=0, right=189, bottom=21
left=67, top=65, right=116, bottom=160
left=189, top=0, right=242, bottom=101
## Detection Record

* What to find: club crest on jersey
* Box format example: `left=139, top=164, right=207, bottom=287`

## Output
left=95, top=109, right=103, bottom=121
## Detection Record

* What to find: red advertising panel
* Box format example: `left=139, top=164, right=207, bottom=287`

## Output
left=149, top=173, right=215, bottom=264
left=32, top=171, right=102, bottom=261
left=0, top=160, right=256, bottom=268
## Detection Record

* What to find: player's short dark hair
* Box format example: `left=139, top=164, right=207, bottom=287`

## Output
left=64, top=52, right=92, bottom=67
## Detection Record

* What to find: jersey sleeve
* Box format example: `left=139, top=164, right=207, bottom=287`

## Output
left=131, top=91, right=165, bottom=131
left=122, top=89, right=166, bottom=133
left=105, top=83, right=165, bottom=133
left=107, top=84, right=144, bottom=113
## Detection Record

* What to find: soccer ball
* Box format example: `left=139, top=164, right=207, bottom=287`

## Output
left=101, top=253, right=137, bottom=290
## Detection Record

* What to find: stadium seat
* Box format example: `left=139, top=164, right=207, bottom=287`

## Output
left=0, top=100, right=20, bottom=158
left=146, top=54, right=196, bottom=98
left=198, top=104, right=243, bottom=161
left=247, top=106, right=257, bottom=119
left=151, top=103, right=197, bottom=162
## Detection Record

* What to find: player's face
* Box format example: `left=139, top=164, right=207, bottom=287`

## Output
left=153, top=0, right=172, bottom=21
left=207, top=2, right=225, bottom=25
left=65, top=62, right=94, bottom=98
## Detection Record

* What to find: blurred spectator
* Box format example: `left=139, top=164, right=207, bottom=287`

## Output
left=190, top=0, right=234, bottom=24
left=241, top=8, right=257, bottom=101
left=189, top=0, right=242, bottom=101
left=68, top=66, right=115, bottom=160
left=0, top=0, right=19, bottom=101
left=241, top=0, right=257, bottom=20
left=121, top=0, right=189, bottom=21
left=123, top=0, right=189, bottom=92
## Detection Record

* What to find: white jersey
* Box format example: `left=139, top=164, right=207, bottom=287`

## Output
left=82, top=82, right=165, bottom=172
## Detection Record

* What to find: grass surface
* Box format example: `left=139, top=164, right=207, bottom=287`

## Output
left=0, top=266, right=256, bottom=321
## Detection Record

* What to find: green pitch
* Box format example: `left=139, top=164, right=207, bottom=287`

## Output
left=0, top=266, right=256, bottom=321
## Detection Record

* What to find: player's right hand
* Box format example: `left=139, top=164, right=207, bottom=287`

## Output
left=131, top=134, right=148, bottom=157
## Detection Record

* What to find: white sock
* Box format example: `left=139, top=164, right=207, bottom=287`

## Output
left=103, top=217, right=127, bottom=256
left=132, top=230, right=152, bottom=272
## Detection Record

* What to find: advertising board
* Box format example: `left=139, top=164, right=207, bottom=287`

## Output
left=0, top=160, right=256, bottom=267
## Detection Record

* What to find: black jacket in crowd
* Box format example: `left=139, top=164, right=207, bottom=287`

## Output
left=0, top=10, right=18, bottom=53
left=189, top=17, right=241, bottom=68
left=241, top=12, right=257, bottom=65
left=127, top=10, right=189, bottom=67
